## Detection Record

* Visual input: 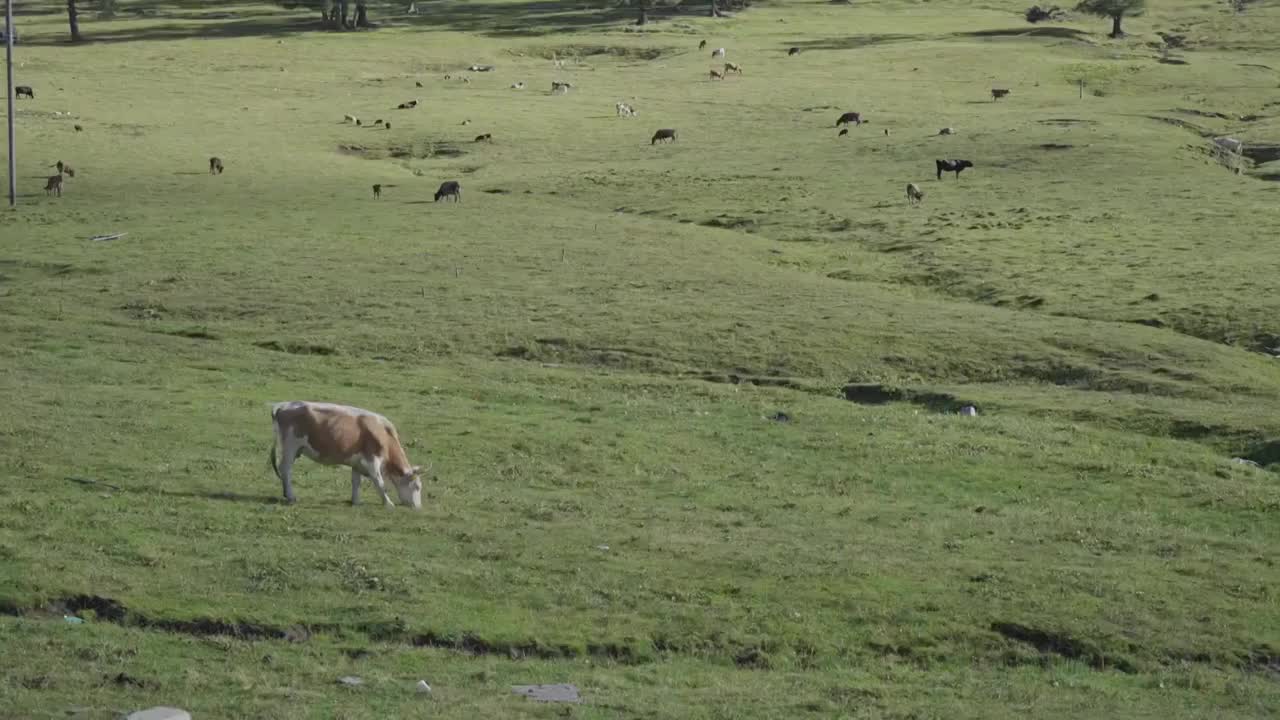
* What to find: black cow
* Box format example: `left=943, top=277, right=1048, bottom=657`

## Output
left=474, top=133, right=492, bottom=142
left=651, top=128, right=677, bottom=144
left=434, top=180, right=461, bottom=202
left=835, top=111, right=862, bottom=127
left=209, top=156, right=225, bottom=175
left=935, top=159, right=973, bottom=180
left=699, top=39, right=707, bottom=50
left=991, top=88, right=1010, bottom=101
left=372, top=184, right=382, bottom=198
left=787, top=47, right=801, bottom=56
left=837, top=128, right=848, bottom=137
left=15, top=85, right=34, bottom=99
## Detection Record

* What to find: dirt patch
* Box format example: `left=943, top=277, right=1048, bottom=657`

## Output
left=1242, top=144, right=1280, bottom=164
left=1037, top=118, right=1097, bottom=126
left=700, top=215, right=758, bottom=230
left=842, top=383, right=974, bottom=412
left=524, top=44, right=670, bottom=62
left=254, top=340, right=339, bottom=356
left=992, top=622, right=1137, bottom=673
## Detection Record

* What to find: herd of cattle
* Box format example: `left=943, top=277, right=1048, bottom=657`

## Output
left=16, top=36, right=996, bottom=207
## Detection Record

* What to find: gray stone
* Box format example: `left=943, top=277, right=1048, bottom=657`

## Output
left=512, top=683, right=581, bottom=703
left=126, top=708, right=191, bottom=720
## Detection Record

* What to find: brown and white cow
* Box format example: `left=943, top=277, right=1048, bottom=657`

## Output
left=269, top=401, right=425, bottom=509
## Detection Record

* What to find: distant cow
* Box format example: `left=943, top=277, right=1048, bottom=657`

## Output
left=699, top=39, right=707, bottom=49
left=416, top=81, right=424, bottom=88
left=616, top=102, right=636, bottom=117
left=838, top=128, right=848, bottom=137
left=474, top=133, right=492, bottom=142
left=991, top=88, right=1010, bottom=101
left=835, top=112, right=862, bottom=127
left=935, top=159, right=973, bottom=180
left=724, top=62, right=742, bottom=74
left=74, top=124, right=83, bottom=132
left=372, top=183, right=382, bottom=198
left=397, top=100, right=418, bottom=109
left=269, top=401, right=426, bottom=508
left=939, top=127, right=955, bottom=135
left=712, top=48, right=725, bottom=58
left=54, top=161, right=75, bottom=177
left=551, top=81, right=573, bottom=94
left=787, top=47, right=801, bottom=56
left=883, top=128, right=890, bottom=136
left=651, top=128, right=677, bottom=144
left=906, top=182, right=924, bottom=206
left=434, top=180, right=462, bottom=202
left=385, top=122, right=391, bottom=130
left=209, top=156, right=224, bottom=175
left=15, top=85, right=33, bottom=99
left=373, top=119, right=384, bottom=126
left=44, top=175, right=62, bottom=196
left=709, top=69, right=724, bottom=81
left=511, top=81, right=526, bottom=89
left=344, top=114, right=357, bottom=123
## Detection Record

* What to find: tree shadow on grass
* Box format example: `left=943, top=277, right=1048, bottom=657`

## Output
left=18, top=0, right=686, bottom=45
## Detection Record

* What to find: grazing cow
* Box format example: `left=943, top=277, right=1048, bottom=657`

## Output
left=651, top=128, right=677, bottom=144
left=788, top=47, right=801, bottom=56
left=724, top=62, right=742, bottom=74
left=938, top=127, right=955, bottom=135
left=374, top=119, right=384, bottom=126
left=209, top=157, right=225, bottom=175
left=712, top=47, right=726, bottom=58
left=74, top=124, right=83, bottom=132
left=385, top=122, right=392, bottom=130
left=709, top=69, right=724, bottom=81
left=15, top=85, right=34, bottom=99
left=474, top=133, right=492, bottom=142
left=616, top=102, right=636, bottom=117
left=991, top=88, right=1010, bottom=101
left=356, top=119, right=363, bottom=126
left=269, top=401, right=425, bottom=509
left=372, top=183, right=382, bottom=198
left=935, top=159, right=973, bottom=180
left=44, top=175, right=62, bottom=196
left=511, top=81, right=526, bottom=89
left=838, top=128, right=848, bottom=137
left=699, top=40, right=707, bottom=49
left=551, top=81, right=573, bottom=94
left=416, top=81, right=424, bottom=88
left=906, top=182, right=924, bottom=206
left=835, top=111, right=862, bottom=127
left=434, top=180, right=462, bottom=202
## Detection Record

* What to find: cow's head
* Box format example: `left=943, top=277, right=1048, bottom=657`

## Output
left=396, top=463, right=429, bottom=510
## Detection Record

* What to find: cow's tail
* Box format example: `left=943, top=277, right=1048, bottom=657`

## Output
left=268, top=402, right=284, bottom=481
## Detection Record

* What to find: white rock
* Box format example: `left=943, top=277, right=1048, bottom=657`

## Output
left=127, top=708, right=191, bottom=720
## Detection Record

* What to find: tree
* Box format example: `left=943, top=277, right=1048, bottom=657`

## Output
left=67, top=0, right=83, bottom=41
left=1075, top=0, right=1145, bottom=38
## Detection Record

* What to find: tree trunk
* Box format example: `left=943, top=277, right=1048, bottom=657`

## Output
left=67, top=0, right=83, bottom=41
left=709, top=0, right=721, bottom=17
left=1109, top=12, right=1124, bottom=38
left=636, top=2, right=647, bottom=25
left=337, top=0, right=350, bottom=28
left=355, top=1, right=369, bottom=27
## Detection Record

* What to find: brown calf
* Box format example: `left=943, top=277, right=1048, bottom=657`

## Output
left=44, top=175, right=63, bottom=196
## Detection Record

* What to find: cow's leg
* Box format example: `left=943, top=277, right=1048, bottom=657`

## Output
left=350, top=467, right=363, bottom=505
left=365, top=459, right=396, bottom=508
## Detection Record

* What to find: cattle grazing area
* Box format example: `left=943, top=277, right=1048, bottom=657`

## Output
left=2, top=0, right=1280, bottom=718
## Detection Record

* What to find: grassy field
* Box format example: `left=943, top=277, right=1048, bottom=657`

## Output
left=1, top=0, right=1279, bottom=717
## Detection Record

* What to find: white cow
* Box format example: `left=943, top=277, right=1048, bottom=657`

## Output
left=269, top=401, right=426, bottom=509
